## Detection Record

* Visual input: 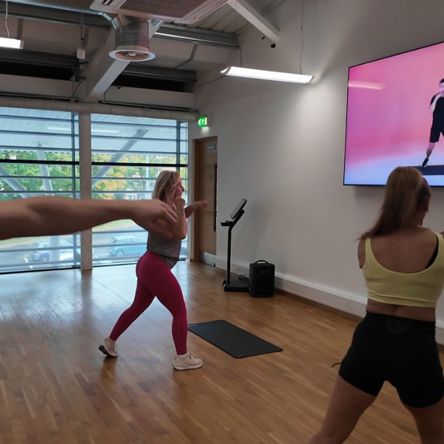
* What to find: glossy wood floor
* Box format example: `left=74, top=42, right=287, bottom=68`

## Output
left=0, top=262, right=433, bottom=444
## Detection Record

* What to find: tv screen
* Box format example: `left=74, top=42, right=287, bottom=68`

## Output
left=344, top=41, right=444, bottom=186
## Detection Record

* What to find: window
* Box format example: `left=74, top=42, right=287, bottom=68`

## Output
left=89, top=114, right=189, bottom=266
left=0, top=109, right=189, bottom=272
left=0, top=107, right=79, bottom=273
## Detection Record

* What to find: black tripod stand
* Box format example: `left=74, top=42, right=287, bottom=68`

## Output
left=221, top=199, right=249, bottom=292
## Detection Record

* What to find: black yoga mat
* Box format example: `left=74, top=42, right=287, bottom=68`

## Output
left=188, top=320, right=283, bottom=358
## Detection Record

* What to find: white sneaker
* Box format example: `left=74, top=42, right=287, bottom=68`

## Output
left=98, top=337, right=118, bottom=358
left=172, top=352, right=203, bottom=370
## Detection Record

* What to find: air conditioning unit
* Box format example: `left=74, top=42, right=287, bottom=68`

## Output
left=89, top=0, right=229, bottom=24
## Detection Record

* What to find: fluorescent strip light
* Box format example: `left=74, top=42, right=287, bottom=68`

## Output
left=221, top=66, right=313, bottom=84
left=0, top=37, right=23, bottom=49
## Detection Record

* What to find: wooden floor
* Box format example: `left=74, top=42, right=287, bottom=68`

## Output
left=0, top=262, right=433, bottom=444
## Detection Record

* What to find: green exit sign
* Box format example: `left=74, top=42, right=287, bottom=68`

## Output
left=197, top=116, right=208, bottom=128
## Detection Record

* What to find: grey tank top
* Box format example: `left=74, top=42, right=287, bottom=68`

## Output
left=147, top=232, right=181, bottom=268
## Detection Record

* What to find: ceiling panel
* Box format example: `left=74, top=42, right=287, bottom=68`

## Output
left=4, top=0, right=285, bottom=34
left=196, top=0, right=286, bottom=33
left=0, top=0, right=286, bottom=95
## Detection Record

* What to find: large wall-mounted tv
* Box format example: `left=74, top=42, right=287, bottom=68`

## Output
left=344, top=41, right=444, bottom=186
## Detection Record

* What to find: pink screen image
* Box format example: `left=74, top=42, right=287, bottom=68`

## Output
left=344, top=41, right=444, bottom=186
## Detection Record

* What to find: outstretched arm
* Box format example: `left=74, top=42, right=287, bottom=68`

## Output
left=0, top=197, right=177, bottom=241
left=184, top=201, right=208, bottom=218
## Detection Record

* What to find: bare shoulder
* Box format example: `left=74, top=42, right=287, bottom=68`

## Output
left=418, top=227, right=441, bottom=240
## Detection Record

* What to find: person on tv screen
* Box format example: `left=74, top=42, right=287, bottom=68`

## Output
left=422, top=78, right=444, bottom=167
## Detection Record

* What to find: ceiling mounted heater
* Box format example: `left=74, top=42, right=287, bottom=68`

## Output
left=109, top=18, right=155, bottom=62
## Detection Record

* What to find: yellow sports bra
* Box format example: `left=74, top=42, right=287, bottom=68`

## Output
left=362, top=234, right=444, bottom=308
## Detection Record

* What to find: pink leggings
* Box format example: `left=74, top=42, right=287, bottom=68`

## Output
left=109, top=252, right=188, bottom=355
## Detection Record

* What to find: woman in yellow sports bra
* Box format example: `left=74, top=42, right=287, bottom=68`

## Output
left=311, top=167, right=444, bottom=444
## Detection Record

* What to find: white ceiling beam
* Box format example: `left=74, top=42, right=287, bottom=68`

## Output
left=227, top=0, right=280, bottom=43
left=80, top=29, right=129, bottom=100
left=149, top=19, right=163, bottom=38
left=81, top=20, right=162, bottom=100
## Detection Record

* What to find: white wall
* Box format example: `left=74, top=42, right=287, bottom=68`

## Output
left=190, top=0, right=444, bottom=337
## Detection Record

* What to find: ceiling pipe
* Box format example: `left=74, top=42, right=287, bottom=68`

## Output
left=4, top=2, right=239, bottom=47
left=5, top=0, right=112, bottom=18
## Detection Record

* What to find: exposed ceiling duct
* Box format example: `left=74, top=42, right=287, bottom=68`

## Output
left=4, top=0, right=111, bottom=17
left=108, top=16, right=154, bottom=62
left=89, top=0, right=229, bottom=24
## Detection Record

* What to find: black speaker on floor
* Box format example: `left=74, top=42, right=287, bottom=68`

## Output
left=249, top=260, right=275, bottom=297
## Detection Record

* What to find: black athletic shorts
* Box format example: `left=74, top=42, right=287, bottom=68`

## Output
left=339, top=312, right=444, bottom=408
left=429, top=122, right=444, bottom=143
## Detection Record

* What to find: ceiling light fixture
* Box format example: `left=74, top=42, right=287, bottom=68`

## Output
left=220, top=0, right=313, bottom=85
left=0, top=36, right=23, bottom=49
left=220, top=66, right=313, bottom=84
left=1, top=1, right=23, bottom=50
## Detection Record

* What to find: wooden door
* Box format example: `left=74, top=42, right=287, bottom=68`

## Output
left=193, top=137, right=217, bottom=265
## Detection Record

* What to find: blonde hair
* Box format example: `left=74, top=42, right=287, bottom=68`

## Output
left=361, top=167, right=431, bottom=239
left=152, top=170, right=180, bottom=202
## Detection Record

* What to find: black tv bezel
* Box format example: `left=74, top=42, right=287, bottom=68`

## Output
left=342, top=39, right=444, bottom=187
